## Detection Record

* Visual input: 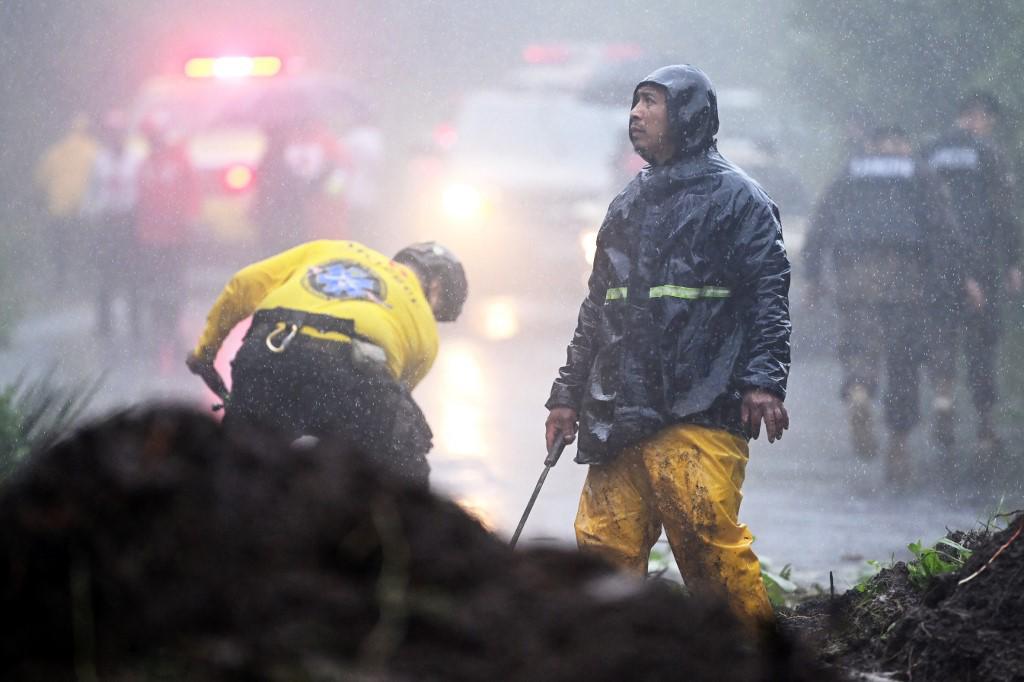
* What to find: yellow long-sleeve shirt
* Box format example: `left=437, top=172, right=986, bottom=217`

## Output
left=34, top=130, right=99, bottom=218
left=194, top=240, right=439, bottom=388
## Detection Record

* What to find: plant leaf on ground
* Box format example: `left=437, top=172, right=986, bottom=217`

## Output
left=906, top=538, right=973, bottom=589
left=0, top=370, right=101, bottom=482
left=762, top=563, right=798, bottom=607
left=854, top=557, right=894, bottom=594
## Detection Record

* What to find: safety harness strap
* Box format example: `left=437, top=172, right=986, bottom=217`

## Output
left=253, top=308, right=369, bottom=341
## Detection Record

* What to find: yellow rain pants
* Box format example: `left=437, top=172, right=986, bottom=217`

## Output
left=575, top=423, right=773, bottom=627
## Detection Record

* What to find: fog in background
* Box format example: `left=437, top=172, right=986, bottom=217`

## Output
left=2, top=0, right=1023, bottom=587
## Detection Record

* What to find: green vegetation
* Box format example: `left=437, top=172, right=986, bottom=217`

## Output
left=906, top=538, right=973, bottom=589
left=787, top=1, right=1024, bottom=138
left=855, top=536, right=975, bottom=593
left=651, top=542, right=804, bottom=608
left=854, top=558, right=892, bottom=594
left=786, top=0, right=1024, bottom=203
left=0, top=373, right=99, bottom=482
left=761, top=563, right=797, bottom=608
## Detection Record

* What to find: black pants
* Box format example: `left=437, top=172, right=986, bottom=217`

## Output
left=837, top=300, right=924, bottom=433
left=226, top=326, right=432, bottom=484
left=93, top=213, right=136, bottom=333
left=928, top=304, right=1001, bottom=413
left=49, top=215, right=83, bottom=291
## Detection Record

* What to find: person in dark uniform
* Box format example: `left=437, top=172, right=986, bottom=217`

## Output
left=924, top=92, right=1022, bottom=460
left=804, top=126, right=961, bottom=484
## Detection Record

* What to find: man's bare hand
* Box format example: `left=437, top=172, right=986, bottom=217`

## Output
left=741, top=389, right=789, bottom=443
left=185, top=352, right=229, bottom=401
left=965, top=278, right=986, bottom=310
left=1007, top=266, right=1023, bottom=295
left=545, top=406, right=578, bottom=452
left=185, top=352, right=211, bottom=376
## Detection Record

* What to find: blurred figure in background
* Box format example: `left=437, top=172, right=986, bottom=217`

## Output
left=343, top=118, right=384, bottom=243
left=82, top=110, right=140, bottom=336
left=255, top=121, right=349, bottom=257
left=924, top=91, right=1022, bottom=462
left=254, top=125, right=306, bottom=256
left=803, top=126, right=961, bottom=486
left=34, top=113, right=98, bottom=290
left=841, top=108, right=872, bottom=160
left=135, top=116, right=200, bottom=363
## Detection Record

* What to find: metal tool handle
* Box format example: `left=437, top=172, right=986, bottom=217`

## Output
left=544, top=431, right=568, bottom=467
left=509, top=433, right=570, bottom=549
left=193, top=364, right=230, bottom=408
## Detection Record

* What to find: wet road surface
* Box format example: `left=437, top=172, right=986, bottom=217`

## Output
left=3, top=267, right=1021, bottom=591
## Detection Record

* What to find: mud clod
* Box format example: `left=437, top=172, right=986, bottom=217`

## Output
left=785, top=515, right=1024, bottom=681
left=0, top=406, right=831, bottom=681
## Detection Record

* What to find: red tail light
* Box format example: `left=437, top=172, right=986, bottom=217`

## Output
left=223, top=164, right=254, bottom=192
left=522, top=45, right=571, bottom=64
left=433, top=122, right=458, bottom=151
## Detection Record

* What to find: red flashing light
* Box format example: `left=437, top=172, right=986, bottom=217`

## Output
left=185, top=56, right=282, bottom=79
left=223, top=164, right=254, bottom=192
left=433, top=122, right=458, bottom=151
left=605, top=44, right=644, bottom=61
left=522, top=44, right=571, bottom=65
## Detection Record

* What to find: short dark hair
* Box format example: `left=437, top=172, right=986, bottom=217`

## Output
left=958, top=90, right=1001, bottom=118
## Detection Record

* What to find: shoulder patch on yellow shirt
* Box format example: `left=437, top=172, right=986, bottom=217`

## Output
left=302, top=259, right=387, bottom=304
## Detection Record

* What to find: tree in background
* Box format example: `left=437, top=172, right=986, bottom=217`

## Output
left=787, top=0, right=1024, bottom=153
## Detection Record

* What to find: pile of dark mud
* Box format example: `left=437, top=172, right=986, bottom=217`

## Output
left=0, top=406, right=829, bottom=681
left=785, top=515, right=1024, bottom=681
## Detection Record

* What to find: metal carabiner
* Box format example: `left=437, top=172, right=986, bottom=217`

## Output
left=266, top=323, right=299, bottom=353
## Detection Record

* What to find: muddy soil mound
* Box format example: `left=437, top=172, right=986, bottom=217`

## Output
left=883, top=516, right=1024, bottom=681
left=786, top=516, right=1024, bottom=681
left=0, top=406, right=829, bottom=681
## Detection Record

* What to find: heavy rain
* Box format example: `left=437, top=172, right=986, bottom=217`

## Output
left=1, top=1, right=1023, bottom=679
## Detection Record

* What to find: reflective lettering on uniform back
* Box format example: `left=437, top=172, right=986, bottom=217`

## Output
left=928, top=147, right=980, bottom=171
left=848, top=156, right=915, bottom=179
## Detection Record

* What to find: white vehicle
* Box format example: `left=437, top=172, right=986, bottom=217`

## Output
left=406, top=45, right=646, bottom=302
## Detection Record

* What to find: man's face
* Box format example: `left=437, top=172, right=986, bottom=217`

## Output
left=957, top=107, right=996, bottom=138
left=630, top=84, right=674, bottom=165
left=426, top=277, right=444, bottom=319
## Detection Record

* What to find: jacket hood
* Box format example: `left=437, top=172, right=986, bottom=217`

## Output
left=633, top=64, right=719, bottom=158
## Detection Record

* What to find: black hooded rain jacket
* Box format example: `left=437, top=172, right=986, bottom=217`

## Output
left=547, top=65, right=791, bottom=464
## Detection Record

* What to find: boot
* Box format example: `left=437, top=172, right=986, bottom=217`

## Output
left=974, top=413, right=1004, bottom=490
left=848, top=385, right=878, bottom=460
left=931, top=396, right=956, bottom=448
left=931, top=396, right=957, bottom=472
left=976, top=412, right=1003, bottom=455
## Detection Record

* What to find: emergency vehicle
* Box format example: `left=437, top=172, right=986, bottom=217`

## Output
left=125, top=53, right=369, bottom=260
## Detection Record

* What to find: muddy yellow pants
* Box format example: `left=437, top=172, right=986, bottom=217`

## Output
left=575, top=424, right=773, bottom=627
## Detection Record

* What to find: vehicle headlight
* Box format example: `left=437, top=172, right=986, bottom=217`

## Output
left=579, top=229, right=598, bottom=266
left=480, top=296, right=520, bottom=340
left=441, top=182, right=485, bottom=222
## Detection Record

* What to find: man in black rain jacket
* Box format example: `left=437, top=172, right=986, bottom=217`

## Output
left=544, top=65, right=791, bottom=628
left=924, top=92, right=1022, bottom=458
